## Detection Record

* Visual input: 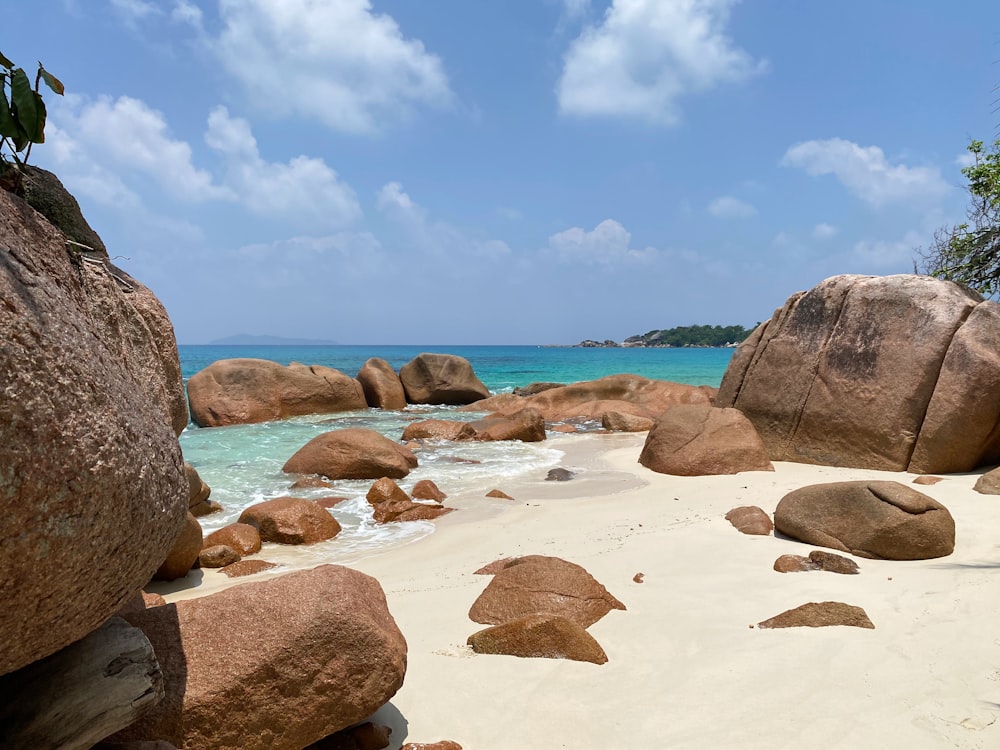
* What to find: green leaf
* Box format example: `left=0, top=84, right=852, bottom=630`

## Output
left=0, top=89, right=17, bottom=139
left=10, top=67, right=42, bottom=143
left=0, top=51, right=13, bottom=70
left=38, top=65, right=64, bottom=96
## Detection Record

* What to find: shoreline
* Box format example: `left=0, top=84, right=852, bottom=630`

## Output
left=154, top=432, right=1000, bottom=748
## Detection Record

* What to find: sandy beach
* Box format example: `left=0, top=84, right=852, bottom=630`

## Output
left=154, top=432, right=1000, bottom=749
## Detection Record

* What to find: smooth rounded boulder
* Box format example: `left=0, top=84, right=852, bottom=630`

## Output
left=717, top=274, right=1000, bottom=473
left=774, top=480, right=955, bottom=560
left=239, top=497, right=342, bottom=545
left=187, top=358, right=367, bottom=427
left=283, top=428, right=417, bottom=480
left=639, top=404, right=774, bottom=476
left=357, top=357, right=407, bottom=410
left=399, top=353, right=490, bottom=405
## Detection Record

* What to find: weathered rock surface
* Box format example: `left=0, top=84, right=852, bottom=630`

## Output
left=204, top=522, right=262, bottom=556
left=0, top=187, right=189, bottom=674
left=187, top=359, right=366, bottom=427
left=307, top=721, right=392, bottom=750
left=401, top=742, right=463, bottom=750
left=757, top=601, right=874, bottom=629
left=402, top=419, right=478, bottom=442
left=220, top=559, right=278, bottom=578
left=357, top=357, right=407, bottom=410
left=974, top=467, right=1000, bottom=495
left=199, top=544, right=241, bottom=568
left=546, top=468, right=575, bottom=481
left=717, top=273, right=1000, bottom=473
left=601, top=411, right=655, bottom=432
left=154, top=512, right=204, bottom=582
left=468, top=408, right=546, bottom=442
left=411, top=479, right=447, bottom=502
left=366, top=478, right=453, bottom=523
left=485, top=489, right=514, bottom=500
left=639, top=404, right=774, bottom=476
left=469, top=556, right=625, bottom=628
left=773, top=550, right=860, bottom=575
left=112, top=565, right=407, bottom=750
left=283, top=428, right=417, bottom=480
left=185, top=462, right=220, bottom=517
left=725, top=506, right=774, bottom=535
left=239, top=497, right=342, bottom=545
left=0, top=617, right=162, bottom=750
left=399, top=353, right=490, bottom=405
left=774, top=481, right=955, bottom=560
left=468, top=613, right=608, bottom=664
left=913, top=476, right=945, bottom=486
left=466, top=374, right=714, bottom=422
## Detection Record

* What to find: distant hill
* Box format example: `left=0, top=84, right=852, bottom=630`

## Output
left=209, top=334, right=339, bottom=346
left=624, top=324, right=753, bottom=348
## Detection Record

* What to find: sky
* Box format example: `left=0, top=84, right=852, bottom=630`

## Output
left=4, top=0, right=998, bottom=344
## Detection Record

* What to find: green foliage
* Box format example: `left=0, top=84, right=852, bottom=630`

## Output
left=0, top=51, right=64, bottom=170
left=917, top=139, right=1000, bottom=297
left=625, top=324, right=753, bottom=347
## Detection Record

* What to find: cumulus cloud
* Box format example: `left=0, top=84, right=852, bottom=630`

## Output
left=707, top=195, right=756, bottom=219
left=215, top=0, right=452, bottom=133
left=852, top=230, right=925, bottom=269
left=781, top=138, right=951, bottom=207
left=557, top=0, right=766, bottom=124
left=546, top=219, right=658, bottom=265
left=812, top=222, right=838, bottom=239
left=206, top=106, right=362, bottom=229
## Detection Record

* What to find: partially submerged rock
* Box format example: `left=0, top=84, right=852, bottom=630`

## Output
left=357, top=357, right=407, bottom=410
left=399, top=353, right=490, bottom=405
left=283, top=428, right=417, bottom=480
left=366, top=478, right=453, bottom=524
left=239, top=497, right=342, bottom=545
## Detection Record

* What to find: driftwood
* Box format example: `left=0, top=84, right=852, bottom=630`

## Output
left=0, top=616, right=163, bottom=749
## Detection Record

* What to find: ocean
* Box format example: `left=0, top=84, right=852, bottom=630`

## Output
left=178, top=345, right=734, bottom=564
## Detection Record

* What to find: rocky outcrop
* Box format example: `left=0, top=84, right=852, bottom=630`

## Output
left=239, top=497, right=342, bottom=545
left=724, top=506, right=774, bottom=535
left=757, top=601, right=874, bottom=629
left=366, top=478, right=453, bottom=523
left=357, top=357, right=407, bottom=410
left=283, top=428, right=417, bottom=480
left=399, top=353, right=491, bottom=405
left=469, top=556, right=625, bottom=628
left=774, top=481, right=955, bottom=560
left=639, top=404, right=774, bottom=476
left=112, top=565, right=407, bottom=750
left=187, top=359, right=367, bottom=427
left=467, top=374, right=714, bottom=422
left=0, top=185, right=188, bottom=675
left=467, top=613, right=609, bottom=665
left=717, top=274, right=1000, bottom=473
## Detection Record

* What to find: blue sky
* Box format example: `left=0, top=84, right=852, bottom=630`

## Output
left=5, top=0, right=997, bottom=344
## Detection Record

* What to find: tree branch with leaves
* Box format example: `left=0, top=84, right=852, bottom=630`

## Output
left=0, top=50, right=64, bottom=172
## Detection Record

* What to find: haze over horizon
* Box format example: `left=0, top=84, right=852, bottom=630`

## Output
left=7, top=1, right=996, bottom=345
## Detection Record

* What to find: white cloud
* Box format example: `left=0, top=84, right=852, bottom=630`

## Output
left=546, top=219, right=658, bottom=265
left=558, top=0, right=766, bottom=125
left=215, top=0, right=452, bottom=133
left=955, top=151, right=977, bottom=169
left=234, top=232, right=385, bottom=286
left=206, top=106, right=362, bottom=229
left=852, top=230, right=925, bottom=269
left=812, top=223, right=838, bottom=240
left=707, top=195, right=756, bottom=219
left=171, top=0, right=203, bottom=28
left=781, top=138, right=951, bottom=207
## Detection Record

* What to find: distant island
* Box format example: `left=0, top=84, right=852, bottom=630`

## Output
left=209, top=334, right=339, bottom=346
left=577, top=324, right=755, bottom=348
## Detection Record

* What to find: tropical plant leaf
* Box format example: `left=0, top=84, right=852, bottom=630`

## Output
left=30, top=92, right=46, bottom=143
left=0, top=51, right=13, bottom=70
left=10, top=67, right=42, bottom=143
left=0, top=89, right=17, bottom=139
left=38, top=65, right=65, bottom=96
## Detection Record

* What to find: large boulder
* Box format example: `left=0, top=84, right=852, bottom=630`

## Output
left=774, top=481, right=955, bottom=560
left=357, top=357, right=407, bottom=410
left=187, top=359, right=367, bottom=427
left=283, top=428, right=417, bottom=480
left=638, top=404, right=774, bottom=476
left=398, top=353, right=490, bottom=405
left=239, top=497, right=342, bottom=545
left=153, top=512, right=204, bottom=582
left=112, top=565, right=407, bottom=750
left=0, top=184, right=188, bottom=675
left=466, top=374, right=714, bottom=422
left=204, top=522, right=262, bottom=556
left=717, top=274, right=1000, bottom=473
left=468, top=408, right=546, bottom=442
left=401, top=419, right=478, bottom=442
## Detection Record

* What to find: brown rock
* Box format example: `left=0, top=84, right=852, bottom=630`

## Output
left=290, top=476, right=335, bottom=490
left=468, top=408, right=546, bottom=442
left=187, top=359, right=366, bottom=427
left=774, top=480, right=955, bottom=560
left=357, top=357, right=407, bottom=410
left=474, top=557, right=517, bottom=575
left=773, top=554, right=814, bottom=573
left=773, top=551, right=860, bottom=574
left=633, top=572, right=645, bottom=583
left=189, top=499, right=223, bottom=517
left=401, top=743, right=463, bottom=750
left=402, top=419, right=477, bottom=442
left=973, top=467, right=1000, bottom=494
left=467, top=613, right=608, bottom=665
left=399, top=353, right=491, bottom=405
left=724, top=506, right=774, bottom=535
left=913, top=475, right=945, bottom=486
left=412, top=479, right=447, bottom=501
left=112, top=565, right=407, bottom=750
left=204, top=522, right=263, bottom=556
left=513, top=382, right=564, bottom=396
left=0, top=187, right=188, bottom=675
left=717, top=274, right=1000, bottom=473
left=239, top=497, right=342, bottom=545
left=485, top=489, right=515, bottom=500
left=283, top=428, right=417, bottom=480
left=366, top=478, right=453, bottom=523
left=185, top=462, right=211, bottom=507
left=639, top=404, right=774, bottom=476
left=601, top=411, right=655, bottom=432
left=546, top=467, right=575, bottom=481
left=306, top=721, right=392, bottom=750
left=220, top=559, right=278, bottom=578
left=199, top=544, right=241, bottom=568
left=469, top=556, right=626, bottom=628
left=315, top=496, right=350, bottom=509
left=757, top=601, right=874, bottom=629
left=154, top=513, right=204, bottom=582
left=548, top=423, right=580, bottom=434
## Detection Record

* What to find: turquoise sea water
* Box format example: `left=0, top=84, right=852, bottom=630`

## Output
left=178, top=345, right=733, bottom=564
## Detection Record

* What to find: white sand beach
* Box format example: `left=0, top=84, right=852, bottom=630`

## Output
left=156, top=433, right=1000, bottom=749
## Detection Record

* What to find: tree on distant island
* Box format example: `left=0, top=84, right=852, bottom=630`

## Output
left=621, top=324, right=754, bottom=347
left=917, top=138, right=1000, bottom=297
